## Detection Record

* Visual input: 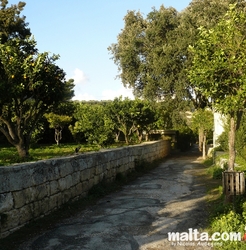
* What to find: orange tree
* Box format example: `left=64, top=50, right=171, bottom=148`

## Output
left=0, top=37, right=74, bottom=157
left=188, top=4, right=246, bottom=170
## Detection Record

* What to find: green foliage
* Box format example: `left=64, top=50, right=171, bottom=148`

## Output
left=0, top=2, right=74, bottom=157
left=189, top=4, right=246, bottom=116
left=190, top=109, right=214, bottom=134
left=108, top=6, right=185, bottom=101
left=210, top=210, right=244, bottom=249
left=70, top=98, right=157, bottom=146
left=109, top=1, right=242, bottom=107
left=203, top=157, right=214, bottom=167
left=207, top=165, right=224, bottom=180
left=188, top=4, right=246, bottom=169
left=44, top=113, right=72, bottom=145
left=0, top=0, right=31, bottom=43
left=44, top=113, right=72, bottom=129
left=69, top=102, right=115, bottom=146
left=107, top=97, right=156, bottom=143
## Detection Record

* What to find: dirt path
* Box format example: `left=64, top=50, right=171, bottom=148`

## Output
left=5, top=150, right=213, bottom=249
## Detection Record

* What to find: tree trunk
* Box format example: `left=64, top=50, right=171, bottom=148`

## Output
left=16, top=143, right=29, bottom=158
left=198, top=128, right=204, bottom=152
left=202, top=133, right=207, bottom=159
left=136, top=129, right=143, bottom=143
left=228, top=116, right=236, bottom=171
left=115, top=131, right=120, bottom=142
left=55, top=128, right=62, bottom=145
left=125, top=134, right=129, bottom=145
left=145, top=132, right=149, bottom=141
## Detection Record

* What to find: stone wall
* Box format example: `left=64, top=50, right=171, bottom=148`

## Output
left=0, top=140, right=171, bottom=238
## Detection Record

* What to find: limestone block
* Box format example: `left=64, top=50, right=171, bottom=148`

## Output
left=31, top=201, right=40, bottom=218
left=31, top=164, right=49, bottom=185
left=18, top=204, right=33, bottom=225
left=75, top=183, right=83, bottom=196
left=80, top=168, right=91, bottom=182
left=71, top=158, right=80, bottom=172
left=49, top=180, right=59, bottom=195
left=49, top=194, right=58, bottom=211
left=50, top=193, right=62, bottom=211
left=89, top=166, right=96, bottom=176
left=77, top=157, right=88, bottom=171
left=93, top=175, right=100, bottom=185
left=35, top=184, right=48, bottom=201
left=1, top=209, right=19, bottom=231
left=12, top=190, right=28, bottom=209
left=82, top=181, right=89, bottom=193
left=71, top=171, right=80, bottom=186
left=46, top=166, right=60, bottom=181
left=59, top=162, right=73, bottom=178
left=12, top=186, right=45, bottom=213
left=64, top=175, right=73, bottom=189
left=88, top=179, right=94, bottom=189
left=95, top=165, right=103, bottom=175
left=41, top=197, right=51, bottom=215
left=0, top=193, right=14, bottom=213
left=85, top=152, right=98, bottom=169
left=58, top=177, right=67, bottom=191
left=0, top=166, right=33, bottom=191
left=62, top=190, right=72, bottom=204
left=68, top=185, right=77, bottom=199
left=99, top=173, right=105, bottom=182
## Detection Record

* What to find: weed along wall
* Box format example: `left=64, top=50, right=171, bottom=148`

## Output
left=0, top=140, right=171, bottom=238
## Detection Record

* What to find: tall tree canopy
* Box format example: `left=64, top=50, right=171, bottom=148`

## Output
left=108, top=6, right=180, bottom=101
left=108, top=0, right=246, bottom=108
left=188, top=3, right=246, bottom=170
left=0, top=1, right=74, bottom=157
left=0, top=0, right=31, bottom=42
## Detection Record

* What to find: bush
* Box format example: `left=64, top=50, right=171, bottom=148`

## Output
left=213, top=167, right=224, bottom=180
left=210, top=210, right=245, bottom=249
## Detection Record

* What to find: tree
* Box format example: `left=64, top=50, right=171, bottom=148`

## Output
left=0, top=37, right=74, bottom=157
left=190, top=109, right=214, bottom=159
left=106, top=97, right=135, bottom=144
left=106, top=97, right=156, bottom=144
left=127, top=99, right=156, bottom=142
left=0, top=0, right=31, bottom=43
left=0, top=1, right=75, bottom=157
left=108, top=0, right=245, bottom=105
left=175, top=0, right=240, bottom=108
left=44, top=113, right=72, bottom=145
left=69, top=102, right=115, bottom=146
left=108, top=6, right=180, bottom=101
left=188, top=4, right=246, bottom=170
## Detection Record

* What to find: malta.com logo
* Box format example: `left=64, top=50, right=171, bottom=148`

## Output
left=168, top=228, right=243, bottom=248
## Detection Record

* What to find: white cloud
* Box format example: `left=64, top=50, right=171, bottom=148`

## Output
left=72, top=68, right=88, bottom=85
left=101, top=87, right=134, bottom=100
left=72, top=85, right=134, bottom=101
left=72, top=92, right=95, bottom=101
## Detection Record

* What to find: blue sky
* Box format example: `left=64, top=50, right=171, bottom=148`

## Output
left=9, top=0, right=191, bottom=100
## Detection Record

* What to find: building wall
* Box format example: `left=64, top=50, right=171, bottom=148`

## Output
left=0, top=140, right=171, bottom=238
left=213, top=112, right=225, bottom=147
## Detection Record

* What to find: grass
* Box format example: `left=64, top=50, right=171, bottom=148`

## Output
left=0, top=142, right=133, bottom=166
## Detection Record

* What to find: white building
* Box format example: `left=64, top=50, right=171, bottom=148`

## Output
left=213, top=112, right=225, bottom=148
